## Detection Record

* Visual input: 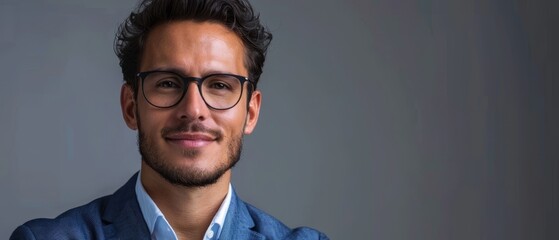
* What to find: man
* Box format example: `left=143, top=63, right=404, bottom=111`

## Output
left=10, top=0, right=328, bottom=239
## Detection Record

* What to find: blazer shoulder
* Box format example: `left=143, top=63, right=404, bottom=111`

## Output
left=10, top=195, right=111, bottom=240
left=11, top=173, right=143, bottom=240
left=244, top=202, right=290, bottom=234
left=285, top=227, right=331, bottom=240
left=243, top=202, right=329, bottom=239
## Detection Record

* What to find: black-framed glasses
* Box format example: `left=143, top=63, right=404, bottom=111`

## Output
left=136, top=70, right=253, bottom=110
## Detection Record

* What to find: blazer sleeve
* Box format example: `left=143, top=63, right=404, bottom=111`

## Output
left=10, top=225, right=37, bottom=240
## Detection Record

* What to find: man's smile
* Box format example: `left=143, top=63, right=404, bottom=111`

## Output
left=165, top=132, right=217, bottom=148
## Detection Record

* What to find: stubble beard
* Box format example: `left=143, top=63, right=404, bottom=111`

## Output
left=137, top=115, right=242, bottom=188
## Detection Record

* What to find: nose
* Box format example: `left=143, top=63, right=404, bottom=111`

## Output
left=175, top=82, right=209, bottom=121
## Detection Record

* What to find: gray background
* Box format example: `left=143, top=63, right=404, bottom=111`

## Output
left=1, top=0, right=558, bottom=239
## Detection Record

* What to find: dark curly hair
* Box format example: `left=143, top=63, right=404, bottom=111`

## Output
left=114, top=0, right=273, bottom=95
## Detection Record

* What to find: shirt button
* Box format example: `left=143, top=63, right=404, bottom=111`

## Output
left=206, top=230, right=214, bottom=239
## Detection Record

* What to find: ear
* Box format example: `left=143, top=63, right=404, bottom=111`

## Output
left=243, top=90, right=261, bottom=135
left=120, top=83, right=138, bottom=130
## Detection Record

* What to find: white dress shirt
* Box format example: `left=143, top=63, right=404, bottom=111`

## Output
left=135, top=173, right=232, bottom=240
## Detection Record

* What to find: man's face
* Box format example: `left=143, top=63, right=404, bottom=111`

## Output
left=120, top=21, right=261, bottom=187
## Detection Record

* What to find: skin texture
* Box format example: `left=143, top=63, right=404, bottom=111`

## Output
left=120, top=21, right=261, bottom=240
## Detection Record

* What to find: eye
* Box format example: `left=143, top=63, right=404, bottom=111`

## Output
left=209, top=81, right=231, bottom=90
left=202, top=75, right=240, bottom=95
left=156, top=79, right=181, bottom=89
left=204, top=75, right=238, bottom=90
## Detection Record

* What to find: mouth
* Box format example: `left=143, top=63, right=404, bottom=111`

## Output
left=165, top=132, right=217, bottom=148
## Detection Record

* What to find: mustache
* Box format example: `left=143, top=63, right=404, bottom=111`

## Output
left=161, top=122, right=223, bottom=140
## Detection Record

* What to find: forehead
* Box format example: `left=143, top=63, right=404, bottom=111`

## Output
left=140, top=20, right=247, bottom=75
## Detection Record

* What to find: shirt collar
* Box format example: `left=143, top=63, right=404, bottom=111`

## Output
left=135, top=172, right=232, bottom=240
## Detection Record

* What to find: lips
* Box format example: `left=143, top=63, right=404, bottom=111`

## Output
left=165, top=132, right=217, bottom=148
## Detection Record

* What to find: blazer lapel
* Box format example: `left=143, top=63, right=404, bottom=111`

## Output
left=99, top=174, right=263, bottom=240
left=102, top=173, right=150, bottom=240
left=219, top=189, right=266, bottom=240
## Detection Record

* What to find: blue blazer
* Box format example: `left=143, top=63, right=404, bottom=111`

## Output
left=10, top=173, right=328, bottom=240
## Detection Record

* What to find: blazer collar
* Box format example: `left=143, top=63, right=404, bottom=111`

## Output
left=220, top=188, right=266, bottom=240
left=102, top=172, right=150, bottom=240
left=99, top=173, right=264, bottom=240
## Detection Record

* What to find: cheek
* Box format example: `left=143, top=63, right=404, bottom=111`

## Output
left=137, top=105, right=168, bottom=133
left=213, top=109, right=246, bottom=133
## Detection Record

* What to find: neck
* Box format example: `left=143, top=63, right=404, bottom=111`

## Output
left=140, top=162, right=230, bottom=240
